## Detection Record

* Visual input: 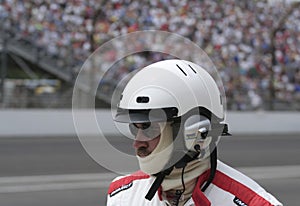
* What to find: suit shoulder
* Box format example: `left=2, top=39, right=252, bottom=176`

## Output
left=213, top=161, right=282, bottom=206
left=108, top=170, right=150, bottom=197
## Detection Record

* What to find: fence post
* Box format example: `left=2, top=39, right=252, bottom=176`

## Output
left=1, top=33, right=7, bottom=107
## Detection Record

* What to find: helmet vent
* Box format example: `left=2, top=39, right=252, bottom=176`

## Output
left=176, top=64, right=187, bottom=76
left=136, top=96, right=149, bottom=103
left=188, top=64, right=197, bottom=74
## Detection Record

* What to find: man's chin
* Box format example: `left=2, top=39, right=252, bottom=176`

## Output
left=136, top=152, right=151, bottom=158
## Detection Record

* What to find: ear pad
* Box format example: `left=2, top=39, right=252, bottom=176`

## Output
left=183, top=115, right=211, bottom=151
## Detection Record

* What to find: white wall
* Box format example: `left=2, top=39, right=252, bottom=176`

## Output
left=226, top=111, right=300, bottom=135
left=0, top=109, right=299, bottom=137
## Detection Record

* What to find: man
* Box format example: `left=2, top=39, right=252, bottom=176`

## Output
left=107, top=59, right=282, bottom=206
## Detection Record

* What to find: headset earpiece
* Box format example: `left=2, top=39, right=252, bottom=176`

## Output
left=183, top=115, right=211, bottom=152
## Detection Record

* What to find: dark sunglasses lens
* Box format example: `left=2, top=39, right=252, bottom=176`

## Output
left=129, top=123, right=138, bottom=136
left=144, top=124, right=160, bottom=138
left=129, top=123, right=161, bottom=139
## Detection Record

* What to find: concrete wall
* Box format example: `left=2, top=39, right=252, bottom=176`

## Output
left=0, top=109, right=300, bottom=137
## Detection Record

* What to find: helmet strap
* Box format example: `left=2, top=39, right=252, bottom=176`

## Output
left=144, top=150, right=200, bottom=201
left=201, top=143, right=217, bottom=192
left=144, top=148, right=200, bottom=201
left=145, top=166, right=173, bottom=201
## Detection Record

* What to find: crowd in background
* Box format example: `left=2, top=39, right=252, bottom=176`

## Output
left=0, top=0, right=300, bottom=110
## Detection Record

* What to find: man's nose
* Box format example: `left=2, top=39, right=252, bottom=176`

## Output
left=134, top=129, right=149, bottom=141
left=132, top=130, right=149, bottom=148
left=133, top=139, right=148, bottom=149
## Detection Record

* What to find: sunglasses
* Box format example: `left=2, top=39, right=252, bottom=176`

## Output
left=129, top=122, right=161, bottom=139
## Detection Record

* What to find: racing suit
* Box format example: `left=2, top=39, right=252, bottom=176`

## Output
left=107, top=160, right=283, bottom=206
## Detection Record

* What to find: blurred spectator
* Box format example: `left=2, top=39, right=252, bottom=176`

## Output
left=0, top=0, right=299, bottom=110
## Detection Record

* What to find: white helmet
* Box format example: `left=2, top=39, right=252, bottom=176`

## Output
left=113, top=59, right=230, bottom=200
left=115, top=59, right=224, bottom=120
left=114, top=59, right=228, bottom=155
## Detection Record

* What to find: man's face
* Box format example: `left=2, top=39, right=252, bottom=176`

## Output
left=130, top=123, right=161, bottom=158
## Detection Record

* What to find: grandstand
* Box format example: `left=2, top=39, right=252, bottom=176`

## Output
left=0, top=0, right=299, bottom=110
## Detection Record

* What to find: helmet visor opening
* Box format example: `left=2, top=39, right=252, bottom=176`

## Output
left=114, top=107, right=179, bottom=123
